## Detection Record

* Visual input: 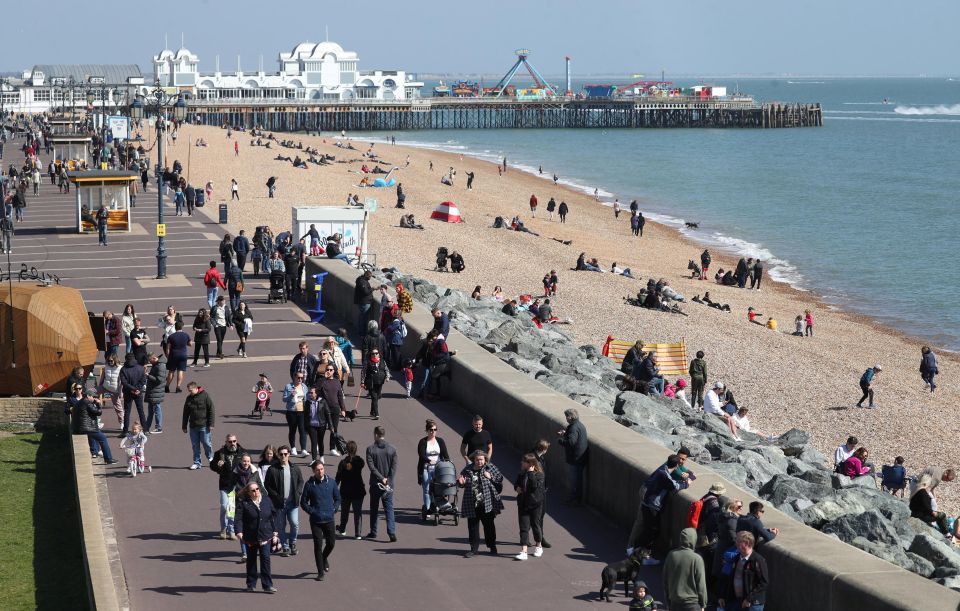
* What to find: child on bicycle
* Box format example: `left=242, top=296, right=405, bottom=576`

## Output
left=251, top=372, right=273, bottom=415
left=120, top=423, right=148, bottom=474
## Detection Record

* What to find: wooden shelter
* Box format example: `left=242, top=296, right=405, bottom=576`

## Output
left=69, top=170, right=138, bottom=233
left=0, top=285, right=97, bottom=396
left=50, top=134, right=92, bottom=170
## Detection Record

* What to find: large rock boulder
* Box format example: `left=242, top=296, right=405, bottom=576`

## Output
left=823, top=510, right=901, bottom=547
left=710, top=462, right=750, bottom=490
left=760, top=473, right=832, bottom=507
left=848, top=537, right=936, bottom=578
left=775, top=428, right=811, bottom=456
left=613, top=393, right=686, bottom=432
left=754, top=446, right=789, bottom=474
left=832, top=473, right=880, bottom=490
left=909, top=534, right=960, bottom=573
left=798, top=492, right=873, bottom=528
left=739, top=450, right=783, bottom=491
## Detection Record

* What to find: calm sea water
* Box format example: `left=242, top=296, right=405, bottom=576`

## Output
left=358, top=78, right=960, bottom=349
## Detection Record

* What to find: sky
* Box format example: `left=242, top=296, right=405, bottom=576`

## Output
left=3, top=0, right=958, bottom=77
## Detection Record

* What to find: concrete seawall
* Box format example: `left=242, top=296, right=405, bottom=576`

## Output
left=308, top=258, right=960, bottom=611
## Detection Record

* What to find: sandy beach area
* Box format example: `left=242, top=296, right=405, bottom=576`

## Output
left=162, top=123, right=958, bottom=511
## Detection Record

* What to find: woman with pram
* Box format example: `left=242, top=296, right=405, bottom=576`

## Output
left=457, top=450, right=504, bottom=558
left=417, top=419, right=451, bottom=521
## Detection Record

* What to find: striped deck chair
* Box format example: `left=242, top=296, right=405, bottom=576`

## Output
left=602, top=336, right=688, bottom=376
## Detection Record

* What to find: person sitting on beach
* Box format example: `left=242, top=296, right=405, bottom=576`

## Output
left=747, top=307, right=764, bottom=325
left=511, top=217, right=540, bottom=236
left=659, top=281, right=684, bottom=302
left=361, top=164, right=370, bottom=173
left=721, top=270, right=737, bottom=286
left=471, top=286, right=482, bottom=300
left=611, top=262, right=635, bottom=278
left=704, top=382, right=742, bottom=441
left=492, top=286, right=506, bottom=302
left=501, top=300, right=518, bottom=317
left=714, top=268, right=725, bottom=283
left=576, top=253, right=600, bottom=272
left=910, top=474, right=955, bottom=538
left=359, top=176, right=372, bottom=187
left=880, top=456, right=908, bottom=496
left=633, top=353, right=665, bottom=395
left=537, top=298, right=553, bottom=323
left=792, top=315, right=805, bottom=336
left=449, top=251, right=465, bottom=273
left=399, top=214, right=424, bottom=230
left=841, top=447, right=874, bottom=479
left=766, top=317, right=778, bottom=331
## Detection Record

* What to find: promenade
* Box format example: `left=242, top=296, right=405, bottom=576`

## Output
left=9, top=159, right=660, bottom=609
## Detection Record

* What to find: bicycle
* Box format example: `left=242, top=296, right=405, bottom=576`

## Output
left=125, top=447, right=151, bottom=477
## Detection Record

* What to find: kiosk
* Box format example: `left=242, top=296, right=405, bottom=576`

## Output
left=291, top=206, right=369, bottom=262
left=50, top=134, right=92, bottom=170
left=68, top=170, right=138, bottom=233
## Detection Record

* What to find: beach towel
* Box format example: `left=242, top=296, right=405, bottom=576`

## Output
left=602, top=337, right=688, bottom=376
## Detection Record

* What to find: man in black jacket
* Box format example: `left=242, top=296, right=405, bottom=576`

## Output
left=118, top=353, right=147, bottom=438
left=233, top=230, right=250, bottom=272
left=365, top=426, right=398, bottom=542
left=264, top=445, right=305, bottom=556
left=289, top=341, right=319, bottom=386
left=633, top=353, right=665, bottom=396
left=717, top=531, right=769, bottom=611
left=736, top=501, right=779, bottom=546
left=316, top=364, right=347, bottom=455
left=182, top=382, right=215, bottom=469
left=354, top=270, right=375, bottom=337
left=211, top=432, right=246, bottom=540
left=557, top=408, right=588, bottom=505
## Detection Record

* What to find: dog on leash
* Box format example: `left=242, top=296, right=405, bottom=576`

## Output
left=685, top=221, right=700, bottom=229
left=597, top=551, right=642, bottom=602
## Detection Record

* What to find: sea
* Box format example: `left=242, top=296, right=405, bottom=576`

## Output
left=357, top=78, right=960, bottom=351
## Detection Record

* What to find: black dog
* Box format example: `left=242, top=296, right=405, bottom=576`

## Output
left=687, top=259, right=702, bottom=279
left=598, top=552, right=642, bottom=602
left=685, top=221, right=699, bottom=229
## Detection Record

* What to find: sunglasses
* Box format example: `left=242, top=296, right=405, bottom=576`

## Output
left=325, top=368, right=335, bottom=372
left=428, top=428, right=438, bottom=432
left=279, top=452, right=289, bottom=456
left=249, top=487, right=260, bottom=492
left=371, top=352, right=380, bottom=355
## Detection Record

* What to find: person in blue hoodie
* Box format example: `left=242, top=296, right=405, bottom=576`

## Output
left=300, top=460, right=342, bottom=581
left=855, top=364, right=882, bottom=408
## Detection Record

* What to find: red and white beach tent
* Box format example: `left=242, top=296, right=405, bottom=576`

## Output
left=430, top=201, right=464, bottom=223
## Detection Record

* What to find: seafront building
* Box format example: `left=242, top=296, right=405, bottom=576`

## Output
left=153, top=40, right=423, bottom=102
left=0, top=40, right=422, bottom=115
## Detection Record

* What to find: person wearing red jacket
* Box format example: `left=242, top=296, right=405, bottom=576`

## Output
left=204, top=260, right=227, bottom=308
left=529, top=193, right=538, bottom=217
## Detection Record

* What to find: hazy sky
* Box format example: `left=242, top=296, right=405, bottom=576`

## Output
left=4, top=0, right=957, bottom=76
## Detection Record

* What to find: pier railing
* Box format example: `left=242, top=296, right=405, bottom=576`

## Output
left=186, top=97, right=821, bottom=130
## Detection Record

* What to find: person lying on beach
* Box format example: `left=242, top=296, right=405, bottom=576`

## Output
left=510, top=217, right=540, bottom=236
left=611, top=262, right=635, bottom=278
left=440, top=174, right=454, bottom=186
left=658, top=280, right=684, bottom=302
left=748, top=307, right=764, bottom=325
left=275, top=155, right=292, bottom=162
left=691, top=292, right=731, bottom=312
left=720, top=270, right=736, bottom=286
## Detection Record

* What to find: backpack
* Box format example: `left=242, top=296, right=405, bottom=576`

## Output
left=686, top=498, right=704, bottom=529
left=399, top=319, right=408, bottom=339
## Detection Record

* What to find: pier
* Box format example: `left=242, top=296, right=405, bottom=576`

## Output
left=186, top=97, right=822, bottom=131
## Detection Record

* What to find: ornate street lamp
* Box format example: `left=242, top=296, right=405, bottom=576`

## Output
left=129, top=80, right=187, bottom=279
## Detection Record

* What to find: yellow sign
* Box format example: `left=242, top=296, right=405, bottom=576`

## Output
left=156, top=223, right=166, bottom=237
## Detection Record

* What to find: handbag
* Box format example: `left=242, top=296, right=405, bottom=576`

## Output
left=243, top=317, right=253, bottom=335
left=226, top=490, right=236, bottom=520
left=236, top=280, right=245, bottom=294
left=347, top=371, right=355, bottom=387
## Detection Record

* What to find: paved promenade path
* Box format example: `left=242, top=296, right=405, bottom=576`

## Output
left=9, top=159, right=662, bottom=610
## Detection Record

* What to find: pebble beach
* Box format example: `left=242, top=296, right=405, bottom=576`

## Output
left=162, top=123, right=959, bottom=511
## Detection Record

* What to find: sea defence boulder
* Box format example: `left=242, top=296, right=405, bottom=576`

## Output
left=308, top=259, right=960, bottom=607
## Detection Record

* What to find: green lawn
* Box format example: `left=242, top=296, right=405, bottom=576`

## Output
left=0, top=430, right=89, bottom=610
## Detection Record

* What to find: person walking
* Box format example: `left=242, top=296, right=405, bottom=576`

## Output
left=365, top=426, right=398, bottom=542
left=182, top=381, right=216, bottom=470
left=144, top=353, right=167, bottom=434
left=316, top=362, right=347, bottom=455
left=688, top=350, right=708, bottom=411
left=301, top=460, right=341, bottom=580
left=662, top=527, right=708, bottom=611
left=558, top=200, right=568, bottom=223
left=203, top=261, right=226, bottom=309
left=211, top=296, right=230, bottom=359
left=417, top=419, right=450, bottom=519
left=557, top=408, right=588, bottom=505
left=717, top=532, right=769, bottom=611
left=335, top=440, right=366, bottom=539
left=164, top=321, right=191, bottom=392
left=855, top=364, right=882, bottom=408
left=529, top=193, right=538, bottom=217
left=232, top=301, right=252, bottom=357
left=752, top=259, right=764, bottom=290
left=353, top=270, right=375, bottom=337
left=305, top=387, right=329, bottom=461
left=458, top=450, right=504, bottom=557
left=231, top=178, right=239, bottom=200
left=266, top=176, right=277, bottom=198
left=235, top=481, right=278, bottom=593
left=513, top=453, right=545, bottom=561
left=361, top=347, right=388, bottom=420
left=283, top=373, right=310, bottom=458
left=97, top=354, right=124, bottom=429
left=212, top=433, right=246, bottom=539
left=118, top=353, right=147, bottom=437
left=96, top=204, right=109, bottom=246
left=921, top=346, right=939, bottom=392
left=226, top=264, right=243, bottom=311
left=460, top=415, right=494, bottom=464
left=191, top=309, right=212, bottom=367
left=234, top=230, right=250, bottom=272
left=265, top=446, right=305, bottom=557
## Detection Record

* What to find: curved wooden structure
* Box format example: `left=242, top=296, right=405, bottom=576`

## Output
left=0, top=285, right=97, bottom=396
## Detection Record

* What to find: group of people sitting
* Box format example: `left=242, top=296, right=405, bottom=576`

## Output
left=625, top=279, right=686, bottom=315
left=435, top=247, right=465, bottom=273
left=399, top=214, right=424, bottom=230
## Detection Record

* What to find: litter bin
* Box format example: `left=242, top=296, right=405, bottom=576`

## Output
left=218, top=203, right=228, bottom=224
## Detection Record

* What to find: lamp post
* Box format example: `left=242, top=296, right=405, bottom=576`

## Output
left=129, top=79, right=186, bottom=279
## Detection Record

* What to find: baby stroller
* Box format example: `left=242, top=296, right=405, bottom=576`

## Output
left=429, top=460, right=460, bottom=525
left=268, top=269, right=287, bottom=303
left=435, top=247, right=449, bottom=272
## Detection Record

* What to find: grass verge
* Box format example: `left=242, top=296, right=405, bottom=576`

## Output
left=0, top=429, right=89, bottom=610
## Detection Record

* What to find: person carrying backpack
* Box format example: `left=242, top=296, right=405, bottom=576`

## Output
left=691, top=483, right=727, bottom=598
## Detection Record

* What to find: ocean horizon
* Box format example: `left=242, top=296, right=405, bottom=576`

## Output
left=349, top=77, right=960, bottom=351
